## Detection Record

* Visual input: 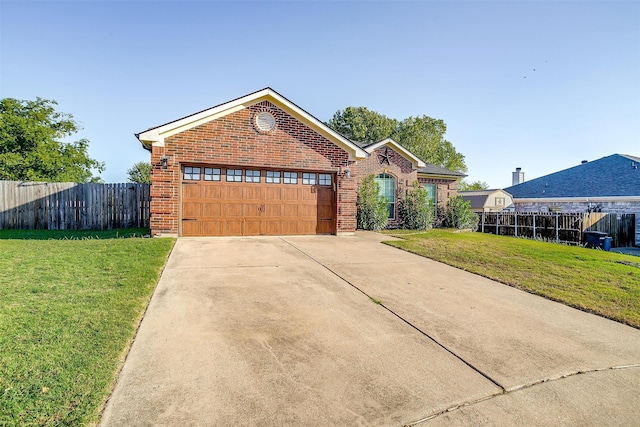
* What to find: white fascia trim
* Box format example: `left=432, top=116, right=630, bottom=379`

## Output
left=514, top=196, right=640, bottom=203
left=264, top=90, right=367, bottom=161
left=417, top=172, right=462, bottom=180
left=137, top=88, right=368, bottom=161
left=365, top=138, right=426, bottom=168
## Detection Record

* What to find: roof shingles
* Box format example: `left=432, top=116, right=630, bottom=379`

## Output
left=505, top=154, right=640, bottom=198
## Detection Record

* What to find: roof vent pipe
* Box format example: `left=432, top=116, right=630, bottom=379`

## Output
left=581, top=160, right=588, bottom=164
left=512, top=167, right=525, bottom=186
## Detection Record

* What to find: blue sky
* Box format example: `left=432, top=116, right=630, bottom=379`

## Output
left=1, top=1, right=638, bottom=188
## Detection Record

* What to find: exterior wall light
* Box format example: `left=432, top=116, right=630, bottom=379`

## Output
left=160, top=155, right=169, bottom=170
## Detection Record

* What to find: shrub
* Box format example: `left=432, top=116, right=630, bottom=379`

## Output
left=398, top=181, right=434, bottom=230
left=357, top=175, right=389, bottom=231
left=443, top=195, right=479, bottom=230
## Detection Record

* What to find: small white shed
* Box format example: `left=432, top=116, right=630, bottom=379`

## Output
left=460, top=189, right=514, bottom=213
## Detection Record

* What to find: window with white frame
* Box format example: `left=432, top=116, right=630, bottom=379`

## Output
left=374, top=173, right=396, bottom=219
left=226, top=169, right=242, bottom=182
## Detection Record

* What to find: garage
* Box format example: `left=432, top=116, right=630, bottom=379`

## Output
left=181, top=165, right=335, bottom=236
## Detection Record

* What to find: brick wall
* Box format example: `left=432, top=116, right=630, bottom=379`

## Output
left=352, top=147, right=417, bottom=226
left=418, top=177, right=459, bottom=208
left=150, top=101, right=353, bottom=235
left=515, top=201, right=640, bottom=214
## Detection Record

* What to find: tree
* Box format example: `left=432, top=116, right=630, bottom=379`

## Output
left=458, top=180, right=490, bottom=191
left=442, top=195, right=478, bottom=230
left=326, top=107, right=397, bottom=144
left=393, top=116, right=466, bottom=173
left=327, top=107, right=467, bottom=173
left=357, top=174, right=389, bottom=231
left=0, top=97, right=104, bottom=182
left=127, top=161, right=151, bottom=184
left=397, top=181, right=434, bottom=230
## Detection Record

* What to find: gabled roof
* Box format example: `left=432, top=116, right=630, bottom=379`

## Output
left=135, top=87, right=368, bottom=161
left=505, top=154, right=640, bottom=199
left=362, top=138, right=426, bottom=168
left=459, top=189, right=512, bottom=209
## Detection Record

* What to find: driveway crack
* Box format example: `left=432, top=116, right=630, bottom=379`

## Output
left=280, top=237, right=506, bottom=393
left=405, top=364, right=640, bottom=426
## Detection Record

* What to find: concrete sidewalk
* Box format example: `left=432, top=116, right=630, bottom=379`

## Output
left=100, top=232, right=640, bottom=426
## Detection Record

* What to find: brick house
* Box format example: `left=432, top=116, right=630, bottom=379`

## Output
left=136, top=88, right=464, bottom=237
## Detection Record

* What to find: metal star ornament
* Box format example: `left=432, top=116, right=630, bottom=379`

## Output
left=378, top=148, right=392, bottom=165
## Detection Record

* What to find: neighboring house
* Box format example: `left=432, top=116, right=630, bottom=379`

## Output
left=459, top=189, right=514, bottom=213
left=135, top=88, right=464, bottom=237
left=504, top=154, right=640, bottom=213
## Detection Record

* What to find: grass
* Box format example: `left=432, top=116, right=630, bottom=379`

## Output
left=0, top=229, right=175, bottom=426
left=384, top=229, right=640, bottom=329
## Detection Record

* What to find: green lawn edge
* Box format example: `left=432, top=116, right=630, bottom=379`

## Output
left=0, top=230, right=175, bottom=426
left=381, top=229, right=640, bottom=329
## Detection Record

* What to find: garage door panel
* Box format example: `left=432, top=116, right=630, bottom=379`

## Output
left=244, top=203, right=262, bottom=217
left=302, top=205, right=317, bottom=217
left=282, top=188, right=299, bottom=201
left=202, top=203, right=221, bottom=217
left=181, top=168, right=335, bottom=236
left=182, top=220, right=200, bottom=237
left=224, top=221, right=243, bottom=235
left=201, top=221, right=223, bottom=236
left=244, top=220, right=261, bottom=236
left=182, top=184, right=201, bottom=199
left=183, top=203, right=202, bottom=218
left=298, top=220, right=316, bottom=234
left=301, top=188, right=317, bottom=201
left=225, top=204, right=243, bottom=217
left=244, top=186, right=262, bottom=200
left=265, top=187, right=281, bottom=201
left=204, top=186, right=222, bottom=199
left=263, top=220, right=282, bottom=235
left=283, top=205, right=299, bottom=217
left=226, top=186, right=243, bottom=200
left=264, top=204, right=281, bottom=217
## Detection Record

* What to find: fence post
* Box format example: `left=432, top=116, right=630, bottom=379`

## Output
left=533, top=213, right=536, bottom=239
left=496, top=212, right=499, bottom=235
left=481, top=212, right=485, bottom=233
left=515, top=213, right=518, bottom=237
left=555, top=214, right=559, bottom=242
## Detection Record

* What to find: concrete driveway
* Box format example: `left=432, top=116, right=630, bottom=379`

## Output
left=100, top=232, right=640, bottom=426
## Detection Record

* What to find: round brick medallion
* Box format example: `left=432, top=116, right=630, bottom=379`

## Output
left=255, top=111, right=276, bottom=133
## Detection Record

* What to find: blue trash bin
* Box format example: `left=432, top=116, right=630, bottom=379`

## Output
left=602, top=236, right=612, bottom=251
left=584, top=231, right=607, bottom=248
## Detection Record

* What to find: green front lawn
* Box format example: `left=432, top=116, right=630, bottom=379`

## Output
left=384, top=229, right=640, bottom=328
left=0, top=229, right=174, bottom=426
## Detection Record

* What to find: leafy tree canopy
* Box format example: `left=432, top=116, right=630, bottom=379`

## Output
left=458, top=180, right=490, bottom=191
left=127, top=161, right=151, bottom=184
left=0, top=97, right=104, bottom=182
left=327, top=107, right=467, bottom=173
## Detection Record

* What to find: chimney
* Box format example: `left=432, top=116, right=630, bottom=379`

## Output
left=512, top=167, right=525, bottom=186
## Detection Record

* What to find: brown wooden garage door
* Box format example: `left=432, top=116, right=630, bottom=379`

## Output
left=180, top=166, right=335, bottom=236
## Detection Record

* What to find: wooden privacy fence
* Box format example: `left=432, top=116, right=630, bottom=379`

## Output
left=478, top=212, right=636, bottom=247
left=0, top=181, right=150, bottom=230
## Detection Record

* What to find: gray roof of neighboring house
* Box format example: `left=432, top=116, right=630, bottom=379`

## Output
left=504, top=154, right=640, bottom=198
left=459, top=190, right=496, bottom=209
